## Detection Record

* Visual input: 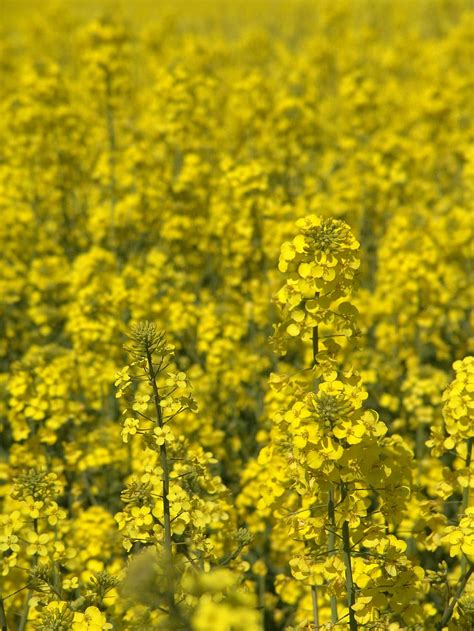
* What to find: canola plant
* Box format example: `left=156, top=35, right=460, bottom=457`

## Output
left=0, top=1, right=473, bottom=629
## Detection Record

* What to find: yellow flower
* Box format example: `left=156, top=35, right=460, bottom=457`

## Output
left=26, top=532, right=50, bottom=556
left=132, top=393, right=150, bottom=413
left=153, top=425, right=174, bottom=446
left=73, top=606, right=112, bottom=630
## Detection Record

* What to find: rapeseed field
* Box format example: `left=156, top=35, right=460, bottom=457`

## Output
left=0, top=1, right=473, bottom=629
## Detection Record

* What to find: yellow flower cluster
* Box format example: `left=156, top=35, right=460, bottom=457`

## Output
left=0, top=0, right=472, bottom=629
left=275, top=215, right=360, bottom=352
left=442, top=357, right=474, bottom=448
left=256, top=215, right=428, bottom=629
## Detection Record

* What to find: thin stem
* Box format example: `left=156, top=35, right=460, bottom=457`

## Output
left=341, top=485, right=358, bottom=631
left=104, top=70, right=117, bottom=252
left=0, top=594, right=8, bottom=631
left=146, top=350, right=175, bottom=614
left=313, top=325, right=338, bottom=624
left=218, top=542, right=245, bottom=567
left=461, top=437, right=472, bottom=575
left=415, top=423, right=425, bottom=488
left=415, top=423, right=425, bottom=461
left=18, top=518, right=38, bottom=631
left=438, top=564, right=473, bottom=630
left=258, top=575, right=266, bottom=630
left=135, top=410, right=156, bottom=424
left=311, top=585, right=320, bottom=630
left=312, top=325, right=319, bottom=368
left=327, top=485, right=339, bottom=624
left=0, top=586, right=29, bottom=602
left=18, top=591, right=31, bottom=631
left=461, top=438, right=472, bottom=515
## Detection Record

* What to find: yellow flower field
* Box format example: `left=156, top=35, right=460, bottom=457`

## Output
left=0, top=0, right=473, bottom=629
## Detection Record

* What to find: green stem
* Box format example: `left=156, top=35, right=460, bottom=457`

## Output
left=437, top=564, right=473, bottom=630
left=341, top=485, right=358, bottom=631
left=311, top=585, right=320, bottom=629
left=312, top=325, right=338, bottom=623
left=415, top=423, right=425, bottom=471
left=415, top=424, right=425, bottom=460
left=461, top=437, right=472, bottom=514
left=258, top=574, right=266, bottom=630
left=146, top=349, right=175, bottom=615
left=17, top=591, right=31, bottom=631
left=105, top=70, right=117, bottom=252
left=461, top=437, right=473, bottom=574
left=18, top=518, right=38, bottom=631
left=0, top=594, right=8, bottom=631
left=327, top=485, right=339, bottom=623
left=312, top=324, right=319, bottom=368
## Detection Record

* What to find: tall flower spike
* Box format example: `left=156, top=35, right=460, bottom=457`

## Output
left=262, top=214, right=424, bottom=629
left=274, top=215, right=360, bottom=355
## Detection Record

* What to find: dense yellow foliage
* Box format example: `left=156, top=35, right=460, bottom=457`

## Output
left=0, top=1, right=473, bottom=629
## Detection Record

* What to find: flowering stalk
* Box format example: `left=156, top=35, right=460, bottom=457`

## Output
left=122, top=322, right=181, bottom=614
left=261, top=215, right=422, bottom=627
left=272, top=215, right=362, bottom=624
left=115, top=322, right=255, bottom=625
left=313, top=324, right=338, bottom=625
left=311, top=325, right=321, bottom=629
left=428, top=357, right=474, bottom=625
left=144, top=342, right=176, bottom=614
left=18, top=510, right=39, bottom=631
